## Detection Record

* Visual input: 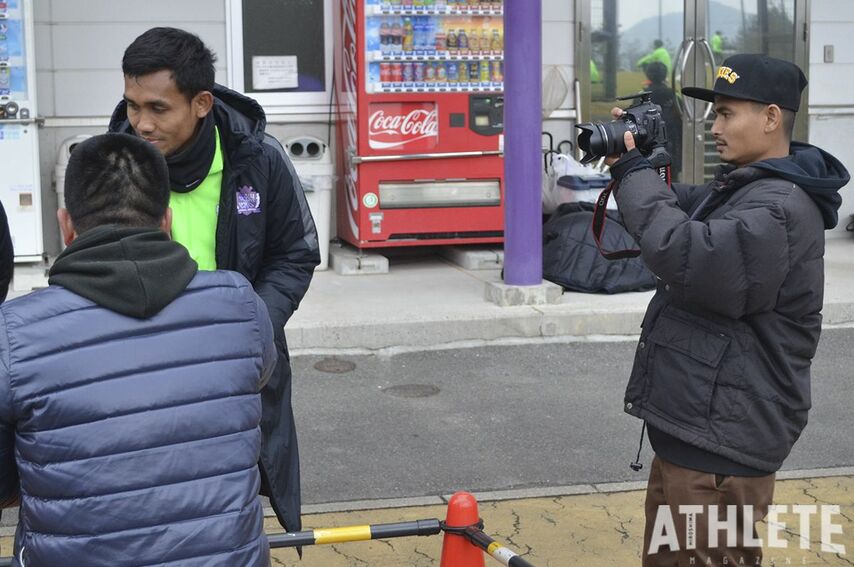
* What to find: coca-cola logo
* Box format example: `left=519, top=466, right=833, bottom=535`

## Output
left=368, top=107, right=438, bottom=149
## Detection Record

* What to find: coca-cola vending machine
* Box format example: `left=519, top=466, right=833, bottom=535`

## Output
left=335, top=0, right=505, bottom=248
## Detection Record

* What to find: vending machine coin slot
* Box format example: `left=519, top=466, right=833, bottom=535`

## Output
left=469, top=94, right=503, bottom=136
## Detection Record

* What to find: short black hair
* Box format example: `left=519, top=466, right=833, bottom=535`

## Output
left=122, top=27, right=216, bottom=99
left=751, top=101, right=796, bottom=142
left=64, top=133, right=170, bottom=234
left=653, top=39, right=664, bottom=49
left=781, top=108, right=796, bottom=141
left=645, top=61, right=668, bottom=84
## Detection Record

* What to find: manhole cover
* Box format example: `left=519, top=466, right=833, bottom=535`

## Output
left=382, top=384, right=440, bottom=399
left=313, top=358, right=356, bottom=374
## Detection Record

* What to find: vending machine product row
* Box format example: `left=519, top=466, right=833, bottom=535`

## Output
left=335, top=0, right=505, bottom=248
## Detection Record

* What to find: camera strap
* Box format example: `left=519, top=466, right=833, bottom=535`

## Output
left=591, top=180, right=641, bottom=260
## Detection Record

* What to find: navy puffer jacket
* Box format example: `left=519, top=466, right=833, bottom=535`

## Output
left=0, top=227, right=275, bottom=566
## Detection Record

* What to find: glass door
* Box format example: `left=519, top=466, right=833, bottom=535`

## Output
left=577, top=0, right=687, bottom=181
left=576, top=0, right=809, bottom=185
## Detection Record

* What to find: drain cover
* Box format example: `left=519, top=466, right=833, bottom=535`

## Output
left=382, top=384, right=440, bottom=398
left=313, top=358, right=356, bottom=374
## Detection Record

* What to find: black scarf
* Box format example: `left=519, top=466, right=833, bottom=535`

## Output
left=165, top=112, right=216, bottom=193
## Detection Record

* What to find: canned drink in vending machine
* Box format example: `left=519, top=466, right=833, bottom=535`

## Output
left=434, top=29, right=446, bottom=52
left=469, top=62, right=480, bottom=83
left=380, top=62, right=392, bottom=83
left=491, top=60, right=503, bottom=82
left=438, top=61, right=449, bottom=82
left=414, top=61, right=425, bottom=82
left=480, top=60, right=490, bottom=83
left=425, top=62, right=436, bottom=82
left=391, top=62, right=403, bottom=83
left=446, top=61, right=458, bottom=83
left=402, top=61, right=414, bottom=82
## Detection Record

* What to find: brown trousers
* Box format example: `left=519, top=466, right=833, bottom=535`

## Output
left=643, top=456, right=776, bottom=567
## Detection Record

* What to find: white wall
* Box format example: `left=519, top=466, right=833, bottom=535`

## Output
left=541, top=0, right=576, bottom=148
left=35, top=0, right=227, bottom=117
left=809, top=0, right=854, bottom=238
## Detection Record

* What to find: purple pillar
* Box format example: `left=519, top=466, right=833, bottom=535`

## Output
left=503, top=0, right=542, bottom=286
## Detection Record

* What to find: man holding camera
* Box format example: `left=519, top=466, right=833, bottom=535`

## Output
left=607, top=54, right=849, bottom=565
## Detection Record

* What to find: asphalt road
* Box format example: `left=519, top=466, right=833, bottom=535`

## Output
left=294, top=328, right=854, bottom=505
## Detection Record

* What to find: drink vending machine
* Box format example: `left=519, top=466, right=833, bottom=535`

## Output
left=335, top=0, right=505, bottom=248
left=0, top=0, right=42, bottom=261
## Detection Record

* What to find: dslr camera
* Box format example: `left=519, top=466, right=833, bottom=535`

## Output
left=575, top=92, right=670, bottom=175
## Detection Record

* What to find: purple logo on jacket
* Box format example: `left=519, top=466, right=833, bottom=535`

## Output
left=236, top=185, right=261, bottom=215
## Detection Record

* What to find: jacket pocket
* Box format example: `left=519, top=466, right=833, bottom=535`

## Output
left=645, top=307, right=731, bottom=431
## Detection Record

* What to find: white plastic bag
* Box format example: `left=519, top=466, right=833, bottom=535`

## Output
left=542, top=153, right=613, bottom=215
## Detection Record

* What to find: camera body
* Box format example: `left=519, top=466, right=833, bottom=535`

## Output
left=576, top=92, right=670, bottom=170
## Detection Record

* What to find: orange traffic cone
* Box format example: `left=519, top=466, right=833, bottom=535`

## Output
left=440, top=491, right=485, bottom=567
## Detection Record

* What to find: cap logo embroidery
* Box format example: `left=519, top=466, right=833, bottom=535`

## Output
left=716, top=66, right=740, bottom=84
left=236, top=185, right=261, bottom=215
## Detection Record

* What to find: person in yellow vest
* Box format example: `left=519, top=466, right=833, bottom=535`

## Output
left=590, top=59, right=601, bottom=83
left=711, top=31, right=724, bottom=64
left=637, top=39, right=672, bottom=77
left=109, top=27, right=320, bottom=537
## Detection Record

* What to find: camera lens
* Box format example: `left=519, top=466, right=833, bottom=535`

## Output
left=306, top=142, right=321, bottom=157
left=290, top=142, right=304, bottom=157
left=575, top=120, right=633, bottom=164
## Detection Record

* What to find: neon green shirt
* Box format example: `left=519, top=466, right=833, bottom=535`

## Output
left=711, top=34, right=723, bottom=56
left=169, top=127, right=223, bottom=271
left=637, top=47, right=673, bottom=76
left=590, top=59, right=601, bottom=83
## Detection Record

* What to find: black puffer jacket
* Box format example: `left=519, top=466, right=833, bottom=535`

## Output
left=109, top=85, right=320, bottom=532
left=612, top=142, right=849, bottom=472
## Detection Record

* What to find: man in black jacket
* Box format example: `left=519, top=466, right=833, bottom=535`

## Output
left=109, top=27, right=320, bottom=534
left=0, top=202, right=12, bottom=302
left=608, top=54, right=849, bottom=565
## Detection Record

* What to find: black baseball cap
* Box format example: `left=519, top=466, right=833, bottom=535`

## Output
left=682, top=53, right=807, bottom=111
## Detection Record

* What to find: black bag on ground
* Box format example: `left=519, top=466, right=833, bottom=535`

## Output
left=543, top=202, right=656, bottom=293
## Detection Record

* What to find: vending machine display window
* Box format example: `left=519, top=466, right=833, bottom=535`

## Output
left=364, top=0, right=504, bottom=94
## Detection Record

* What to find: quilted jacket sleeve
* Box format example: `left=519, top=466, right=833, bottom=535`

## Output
left=614, top=166, right=790, bottom=319
left=252, top=291, right=277, bottom=389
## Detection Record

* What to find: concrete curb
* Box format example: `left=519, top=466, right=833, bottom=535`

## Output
left=288, top=302, right=854, bottom=352
left=287, top=306, right=651, bottom=351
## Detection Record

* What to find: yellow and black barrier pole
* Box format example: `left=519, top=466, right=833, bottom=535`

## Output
left=461, top=526, right=536, bottom=567
left=267, top=518, right=442, bottom=548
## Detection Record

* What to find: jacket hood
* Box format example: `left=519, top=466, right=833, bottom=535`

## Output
left=48, top=226, right=197, bottom=319
left=751, top=141, right=850, bottom=229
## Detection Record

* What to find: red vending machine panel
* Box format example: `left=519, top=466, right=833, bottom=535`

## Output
left=335, top=0, right=505, bottom=248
